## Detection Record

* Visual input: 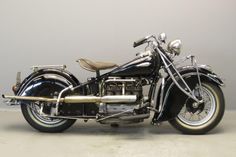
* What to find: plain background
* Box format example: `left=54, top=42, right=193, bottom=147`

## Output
left=0, top=0, right=235, bottom=109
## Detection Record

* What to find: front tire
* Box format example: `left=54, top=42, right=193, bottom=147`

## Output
left=169, top=82, right=225, bottom=134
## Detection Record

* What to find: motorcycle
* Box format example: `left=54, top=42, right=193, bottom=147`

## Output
left=2, top=33, right=225, bottom=134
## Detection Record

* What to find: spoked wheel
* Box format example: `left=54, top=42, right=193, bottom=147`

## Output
left=169, top=82, right=225, bottom=134
left=21, top=81, right=76, bottom=132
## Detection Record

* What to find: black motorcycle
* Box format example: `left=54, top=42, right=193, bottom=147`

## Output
left=3, top=33, right=225, bottom=134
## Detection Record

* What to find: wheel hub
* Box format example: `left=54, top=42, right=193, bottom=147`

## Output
left=177, top=84, right=217, bottom=127
left=186, top=98, right=205, bottom=114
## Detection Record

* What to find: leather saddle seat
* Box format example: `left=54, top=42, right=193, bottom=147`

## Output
left=77, top=58, right=118, bottom=72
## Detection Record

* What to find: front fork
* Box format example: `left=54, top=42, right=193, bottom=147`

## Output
left=158, top=51, right=203, bottom=104
left=151, top=53, right=204, bottom=123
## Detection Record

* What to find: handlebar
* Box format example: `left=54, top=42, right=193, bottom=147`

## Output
left=133, top=36, right=149, bottom=48
left=133, top=35, right=158, bottom=48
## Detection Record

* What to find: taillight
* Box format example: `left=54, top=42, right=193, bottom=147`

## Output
left=12, top=85, right=18, bottom=94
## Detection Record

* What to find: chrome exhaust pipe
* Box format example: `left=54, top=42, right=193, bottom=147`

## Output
left=64, top=95, right=136, bottom=103
left=2, top=95, right=62, bottom=102
left=2, top=94, right=137, bottom=104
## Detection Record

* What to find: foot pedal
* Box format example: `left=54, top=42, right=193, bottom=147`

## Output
left=151, top=121, right=162, bottom=126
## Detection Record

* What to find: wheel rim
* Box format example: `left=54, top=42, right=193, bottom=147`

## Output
left=24, top=84, right=67, bottom=127
left=177, top=85, right=216, bottom=126
left=27, top=102, right=65, bottom=126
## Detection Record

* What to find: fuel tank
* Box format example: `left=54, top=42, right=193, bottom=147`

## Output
left=110, top=52, right=160, bottom=77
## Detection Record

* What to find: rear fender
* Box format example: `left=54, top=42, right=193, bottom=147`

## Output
left=154, top=65, right=224, bottom=122
left=16, top=68, right=80, bottom=96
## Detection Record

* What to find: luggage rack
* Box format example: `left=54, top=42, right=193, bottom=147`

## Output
left=31, top=65, right=66, bottom=71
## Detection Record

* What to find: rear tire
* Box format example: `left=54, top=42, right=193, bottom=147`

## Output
left=20, top=80, right=76, bottom=133
left=21, top=105, right=76, bottom=133
left=169, top=82, right=225, bottom=134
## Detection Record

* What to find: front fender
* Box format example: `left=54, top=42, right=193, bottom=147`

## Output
left=177, top=65, right=224, bottom=86
left=16, top=68, right=80, bottom=96
left=154, top=65, right=224, bottom=122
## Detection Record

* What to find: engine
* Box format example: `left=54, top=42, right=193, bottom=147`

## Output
left=100, top=77, right=143, bottom=115
left=104, top=77, right=142, bottom=98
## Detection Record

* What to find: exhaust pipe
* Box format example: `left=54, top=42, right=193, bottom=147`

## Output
left=2, top=95, right=63, bottom=103
left=2, top=94, right=137, bottom=104
left=64, top=95, right=136, bottom=103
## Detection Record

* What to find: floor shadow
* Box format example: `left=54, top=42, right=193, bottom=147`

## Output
left=2, top=121, right=177, bottom=135
left=2, top=120, right=225, bottom=139
left=62, top=122, right=181, bottom=140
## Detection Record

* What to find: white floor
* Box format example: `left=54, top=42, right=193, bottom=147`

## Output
left=0, top=110, right=235, bottom=157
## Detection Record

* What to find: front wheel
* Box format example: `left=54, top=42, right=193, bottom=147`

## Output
left=169, top=82, right=225, bottom=134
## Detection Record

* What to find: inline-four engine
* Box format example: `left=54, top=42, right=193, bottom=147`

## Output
left=104, top=77, right=142, bottom=97
left=99, top=77, right=143, bottom=114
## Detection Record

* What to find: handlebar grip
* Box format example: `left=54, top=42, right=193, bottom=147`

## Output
left=133, top=37, right=147, bottom=48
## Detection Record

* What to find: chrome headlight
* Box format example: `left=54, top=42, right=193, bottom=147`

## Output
left=167, top=39, right=182, bottom=55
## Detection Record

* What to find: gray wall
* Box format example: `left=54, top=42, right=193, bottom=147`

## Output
left=0, top=0, right=235, bottom=109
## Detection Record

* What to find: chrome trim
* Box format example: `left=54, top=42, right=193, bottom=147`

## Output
left=136, top=62, right=151, bottom=67
left=105, top=78, right=136, bottom=82
left=180, top=64, right=212, bottom=72
left=136, top=50, right=152, bottom=57
left=207, top=73, right=225, bottom=86
left=32, top=65, right=66, bottom=71
left=96, top=109, right=133, bottom=122
left=158, top=32, right=167, bottom=43
left=43, top=74, right=70, bottom=85
left=39, top=103, right=44, bottom=115
left=55, top=85, right=73, bottom=115
left=45, top=115, right=96, bottom=120
left=125, top=56, right=152, bottom=67
left=191, top=56, right=203, bottom=96
left=159, top=77, right=165, bottom=112
left=122, top=83, right=125, bottom=95
left=197, top=64, right=212, bottom=72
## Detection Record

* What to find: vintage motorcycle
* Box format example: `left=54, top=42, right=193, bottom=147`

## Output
left=2, top=33, right=225, bottom=134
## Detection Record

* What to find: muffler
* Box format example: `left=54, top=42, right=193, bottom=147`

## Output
left=2, top=94, right=137, bottom=104
left=64, top=95, right=136, bottom=103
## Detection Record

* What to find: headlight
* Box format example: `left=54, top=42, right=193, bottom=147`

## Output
left=167, top=39, right=182, bottom=55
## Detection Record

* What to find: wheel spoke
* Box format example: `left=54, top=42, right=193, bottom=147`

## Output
left=177, top=85, right=216, bottom=126
left=28, top=102, right=64, bottom=125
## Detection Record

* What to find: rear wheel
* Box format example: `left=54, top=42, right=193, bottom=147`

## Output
left=169, top=82, right=225, bottom=134
left=20, top=81, right=76, bottom=133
